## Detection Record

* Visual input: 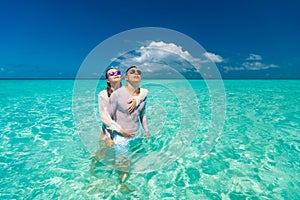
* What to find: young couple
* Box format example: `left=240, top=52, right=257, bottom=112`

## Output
left=95, top=66, right=149, bottom=184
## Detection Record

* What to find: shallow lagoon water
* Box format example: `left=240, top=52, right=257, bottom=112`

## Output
left=0, top=80, right=299, bottom=199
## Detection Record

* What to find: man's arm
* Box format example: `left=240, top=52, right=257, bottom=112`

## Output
left=139, top=100, right=150, bottom=137
left=134, top=88, right=148, bottom=106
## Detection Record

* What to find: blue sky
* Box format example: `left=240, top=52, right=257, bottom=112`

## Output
left=0, top=0, right=299, bottom=79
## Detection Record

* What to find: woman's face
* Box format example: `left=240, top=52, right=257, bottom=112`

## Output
left=106, top=68, right=122, bottom=84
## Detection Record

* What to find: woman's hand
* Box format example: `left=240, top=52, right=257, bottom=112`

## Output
left=120, top=129, right=135, bottom=138
left=144, top=132, right=150, bottom=138
left=127, top=98, right=137, bottom=113
left=106, top=137, right=114, bottom=147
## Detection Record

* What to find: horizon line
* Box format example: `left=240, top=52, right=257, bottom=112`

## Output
left=0, top=78, right=300, bottom=80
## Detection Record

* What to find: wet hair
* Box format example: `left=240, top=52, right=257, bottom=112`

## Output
left=126, top=66, right=137, bottom=74
left=105, top=67, right=121, bottom=97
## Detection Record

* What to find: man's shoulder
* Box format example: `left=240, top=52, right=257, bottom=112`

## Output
left=110, top=87, right=125, bottom=98
left=140, top=88, right=148, bottom=94
left=116, top=86, right=127, bottom=94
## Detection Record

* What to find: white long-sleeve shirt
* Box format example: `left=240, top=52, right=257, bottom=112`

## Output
left=108, top=86, right=148, bottom=145
left=98, top=88, right=148, bottom=138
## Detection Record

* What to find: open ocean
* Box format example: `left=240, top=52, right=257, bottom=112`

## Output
left=0, top=79, right=299, bottom=199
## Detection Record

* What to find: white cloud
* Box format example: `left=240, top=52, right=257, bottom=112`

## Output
left=134, top=41, right=202, bottom=65
left=113, top=41, right=223, bottom=77
left=223, top=53, right=279, bottom=72
left=203, top=52, right=224, bottom=63
left=246, top=54, right=262, bottom=61
left=223, top=62, right=279, bottom=72
left=242, top=62, right=279, bottom=70
left=223, top=66, right=245, bottom=72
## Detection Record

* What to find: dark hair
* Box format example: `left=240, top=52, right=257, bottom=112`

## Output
left=105, top=67, right=121, bottom=97
left=126, top=66, right=137, bottom=74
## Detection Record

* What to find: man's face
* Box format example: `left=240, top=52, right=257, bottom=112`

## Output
left=125, top=68, right=142, bottom=84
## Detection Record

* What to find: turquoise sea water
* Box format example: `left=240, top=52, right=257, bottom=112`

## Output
left=0, top=80, right=299, bottom=199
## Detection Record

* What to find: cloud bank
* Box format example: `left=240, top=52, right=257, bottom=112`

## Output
left=223, top=53, right=279, bottom=72
left=111, top=41, right=223, bottom=79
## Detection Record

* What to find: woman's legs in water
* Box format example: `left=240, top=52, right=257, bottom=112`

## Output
left=90, top=130, right=109, bottom=176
